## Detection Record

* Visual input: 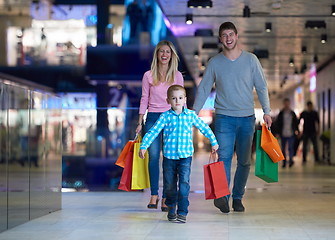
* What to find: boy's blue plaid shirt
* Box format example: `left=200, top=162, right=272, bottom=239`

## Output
left=140, top=108, right=218, bottom=159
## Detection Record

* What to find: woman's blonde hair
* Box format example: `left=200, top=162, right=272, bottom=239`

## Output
left=151, top=40, right=179, bottom=86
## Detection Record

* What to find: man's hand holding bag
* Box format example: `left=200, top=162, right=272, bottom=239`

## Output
left=261, top=124, right=285, bottom=163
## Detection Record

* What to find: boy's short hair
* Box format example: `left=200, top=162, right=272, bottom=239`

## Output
left=167, top=85, right=186, bottom=98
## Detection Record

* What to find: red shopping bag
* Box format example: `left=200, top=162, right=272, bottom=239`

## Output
left=261, top=124, right=285, bottom=163
left=204, top=153, right=230, bottom=200
left=118, top=143, right=135, bottom=191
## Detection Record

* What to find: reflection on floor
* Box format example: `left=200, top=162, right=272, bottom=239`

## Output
left=0, top=152, right=335, bottom=240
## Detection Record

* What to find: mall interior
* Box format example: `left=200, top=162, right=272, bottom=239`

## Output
left=0, top=0, right=335, bottom=239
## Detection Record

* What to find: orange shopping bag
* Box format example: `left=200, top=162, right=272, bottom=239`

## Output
left=115, top=135, right=142, bottom=168
left=115, top=141, right=135, bottom=168
left=261, top=124, right=285, bottom=163
left=118, top=142, right=135, bottom=191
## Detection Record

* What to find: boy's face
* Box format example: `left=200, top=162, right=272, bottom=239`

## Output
left=167, top=90, right=186, bottom=112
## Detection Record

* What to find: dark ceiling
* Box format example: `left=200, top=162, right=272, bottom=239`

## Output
left=158, top=0, right=335, bottom=96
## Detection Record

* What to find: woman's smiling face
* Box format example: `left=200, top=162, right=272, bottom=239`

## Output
left=157, top=45, right=171, bottom=65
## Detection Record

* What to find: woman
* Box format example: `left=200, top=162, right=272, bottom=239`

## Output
left=135, top=40, right=184, bottom=211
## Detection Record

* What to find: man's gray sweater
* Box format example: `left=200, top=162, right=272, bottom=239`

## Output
left=193, top=50, right=271, bottom=117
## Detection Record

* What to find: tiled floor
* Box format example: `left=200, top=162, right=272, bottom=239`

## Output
left=1, top=152, right=335, bottom=240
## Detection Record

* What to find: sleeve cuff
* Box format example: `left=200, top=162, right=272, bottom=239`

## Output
left=210, top=139, right=218, bottom=146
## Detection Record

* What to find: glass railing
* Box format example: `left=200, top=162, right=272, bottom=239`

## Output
left=0, top=74, right=62, bottom=232
left=61, top=107, right=140, bottom=191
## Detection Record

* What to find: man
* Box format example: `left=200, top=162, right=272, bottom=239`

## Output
left=299, top=101, right=320, bottom=163
left=275, top=98, right=299, bottom=168
left=193, top=22, right=272, bottom=213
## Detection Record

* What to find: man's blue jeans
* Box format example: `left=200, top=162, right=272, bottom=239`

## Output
left=281, top=136, right=295, bottom=161
left=163, top=157, right=192, bottom=216
left=214, top=114, right=255, bottom=200
left=144, top=112, right=164, bottom=197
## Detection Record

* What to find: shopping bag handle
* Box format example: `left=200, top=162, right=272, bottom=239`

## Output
left=262, top=123, right=271, bottom=131
left=134, top=133, right=142, bottom=142
left=208, top=152, right=218, bottom=164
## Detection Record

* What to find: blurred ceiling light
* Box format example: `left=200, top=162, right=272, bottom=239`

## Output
left=332, top=5, right=335, bottom=16
left=305, top=20, right=326, bottom=29
left=243, top=5, right=250, bottom=17
left=321, top=34, right=327, bottom=44
left=289, top=57, right=294, bottom=67
left=265, top=22, right=272, bottom=32
left=201, top=62, right=206, bottom=70
left=186, top=14, right=193, bottom=24
left=188, top=0, right=212, bottom=8
left=194, top=50, right=199, bottom=59
left=301, top=46, right=307, bottom=54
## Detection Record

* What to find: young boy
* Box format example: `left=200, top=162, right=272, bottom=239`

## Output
left=139, top=85, right=219, bottom=223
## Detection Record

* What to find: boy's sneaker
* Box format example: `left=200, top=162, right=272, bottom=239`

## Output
left=167, top=213, right=177, bottom=222
left=214, top=196, right=230, bottom=213
left=176, top=214, right=187, bottom=223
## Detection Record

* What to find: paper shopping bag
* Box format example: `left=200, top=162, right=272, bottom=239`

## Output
left=255, top=130, right=278, bottom=183
left=115, top=140, right=135, bottom=168
left=261, top=124, right=285, bottom=163
left=118, top=142, right=135, bottom=191
left=204, top=153, right=230, bottom=200
left=131, top=139, right=150, bottom=190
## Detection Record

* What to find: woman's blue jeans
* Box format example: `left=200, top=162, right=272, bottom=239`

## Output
left=163, top=157, right=192, bottom=216
left=144, top=112, right=164, bottom=197
left=214, top=114, right=255, bottom=200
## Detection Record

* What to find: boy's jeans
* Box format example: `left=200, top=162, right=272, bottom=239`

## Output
left=214, top=114, right=255, bottom=200
left=163, top=157, right=192, bottom=216
left=144, top=112, right=163, bottom=197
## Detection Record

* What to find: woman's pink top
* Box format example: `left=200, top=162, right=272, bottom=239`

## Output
left=139, top=70, right=184, bottom=114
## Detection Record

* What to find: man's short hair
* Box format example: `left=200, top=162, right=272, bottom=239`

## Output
left=167, top=85, right=186, bottom=98
left=219, top=22, right=238, bottom=36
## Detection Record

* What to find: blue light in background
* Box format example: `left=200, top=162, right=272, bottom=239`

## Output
left=122, top=0, right=167, bottom=45
left=122, top=0, right=132, bottom=44
left=151, top=3, right=166, bottom=45
left=86, top=15, right=97, bottom=26
left=297, top=87, right=302, bottom=94
left=202, top=91, right=216, bottom=110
